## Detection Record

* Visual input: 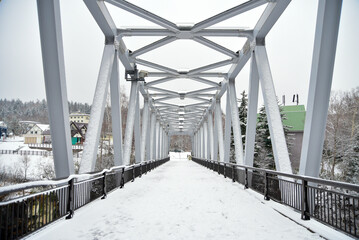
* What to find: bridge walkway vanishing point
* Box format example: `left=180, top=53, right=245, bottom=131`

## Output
left=30, top=157, right=350, bottom=240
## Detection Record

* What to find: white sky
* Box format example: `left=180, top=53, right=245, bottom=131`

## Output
left=0, top=0, right=358, bottom=111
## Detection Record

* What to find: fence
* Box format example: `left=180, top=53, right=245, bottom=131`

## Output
left=192, top=157, right=359, bottom=238
left=28, top=144, right=84, bottom=150
left=0, top=150, right=53, bottom=157
left=0, top=157, right=169, bottom=240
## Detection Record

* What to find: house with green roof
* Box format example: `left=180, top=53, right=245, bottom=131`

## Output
left=282, top=105, right=306, bottom=171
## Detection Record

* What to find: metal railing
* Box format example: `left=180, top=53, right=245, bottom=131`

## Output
left=0, top=157, right=169, bottom=240
left=28, top=144, right=84, bottom=150
left=0, top=150, right=53, bottom=156
left=192, top=157, right=359, bottom=238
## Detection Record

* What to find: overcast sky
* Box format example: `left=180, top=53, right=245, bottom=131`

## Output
left=0, top=0, right=358, bottom=110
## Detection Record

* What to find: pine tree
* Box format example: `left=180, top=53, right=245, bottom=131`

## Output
left=254, top=104, right=292, bottom=170
left=229, top=90, right=248, bottom=163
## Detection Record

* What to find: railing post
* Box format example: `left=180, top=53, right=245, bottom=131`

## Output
left=232, top=165, right=236, bottom=182
left=132, top=166, right=135, bottom=182
left=244, top=168, right=248, bottom=189
left=139, top=163, right=142, bottom=178
left=264, top=172, right=270, bottom=201
left=301, top=179, right=310, bottom=220
left=66, top=178, right=74, bottom=219
left=120, top=168, right=125, bottom=188
left=101, top=172, right=107, bottom=199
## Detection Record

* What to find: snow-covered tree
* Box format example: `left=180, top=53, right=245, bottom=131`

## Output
left=230, top=90, right=248, bottom=163
left=254, top=104, right=292, bottom=170
left=321, top=88, right=359, bottom=183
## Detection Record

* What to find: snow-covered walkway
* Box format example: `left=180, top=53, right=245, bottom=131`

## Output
left=30, top=158, right=344, bottom=240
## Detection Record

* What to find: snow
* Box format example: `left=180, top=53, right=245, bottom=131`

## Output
left=28, top=156, right=350, bottom=240
left=0, top=137, right=25, bottom=150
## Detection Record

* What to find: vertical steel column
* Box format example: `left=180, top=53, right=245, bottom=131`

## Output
left=134, top=90, right=141, bottom=163
left=156, top=120, right=160, bottom=159
left=141, top=99, right=149, bottom=162
left=150, top=110, right=156, bottom=159
left=244, top=53, right=259, bottom=167
left=80, top=45, right=115, bottom=172
left=215, top=100, right=224, bottom=162
left=123, top=81, right=138, bottom=165
left=208, top=111, right=214, bottom=160
left=204, top=122, right=208, bottom=159
left=159, top=125, right=163, bottom=159
left=299, top=0, right=342, bottom=177
left=255, top=46, right=292, bottom=173
left=146, top=106, right=151, bottom=161
left=191, top=134, right=194, bottom=156
left=206, top=121, right=210, bottom=160
left=201, top=123, right=206, bottom=158
left=110, top=53, right=123, bottom=166
left=224, top=91, right=232, bottom=163
left=213, top=109, right=219, bottom=161
left=37, top=0, right=74, bottom=177
left=228, top=79, right=245, bottom=164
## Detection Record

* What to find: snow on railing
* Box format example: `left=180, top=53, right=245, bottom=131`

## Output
left=0, top=157, right=170, bottom=240
left=192, top=157, right=359, bottom=238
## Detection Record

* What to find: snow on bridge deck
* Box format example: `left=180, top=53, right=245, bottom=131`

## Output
left=31, top=156, right=350, bottom=240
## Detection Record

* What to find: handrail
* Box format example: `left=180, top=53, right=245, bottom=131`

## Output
left=0, top=159, right=157, bottom=197
left=206, top=159, right=359, bottom=192
left=0, top=157, right=170, bottom=240
left=192, top=157, right=359, bottom=238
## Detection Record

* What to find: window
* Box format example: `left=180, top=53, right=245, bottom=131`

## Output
left=31, top=131, right=33, bottom=134
left=35, top=131, right=37, bottom=134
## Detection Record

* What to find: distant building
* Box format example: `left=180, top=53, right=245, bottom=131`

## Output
left=69, top=112, right=90, bottom=124
left=24, top=124, right=50, bottom=144
left=282, top=105, right=306, bottom=171
left=70, top=121, right=88, bottom=145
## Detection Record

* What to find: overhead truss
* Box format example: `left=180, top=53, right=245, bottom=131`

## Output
left=36, top=0, right=343, bottom=179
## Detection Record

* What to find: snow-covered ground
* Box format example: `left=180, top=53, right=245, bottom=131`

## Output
left=28, top=156, right=352, bottom=240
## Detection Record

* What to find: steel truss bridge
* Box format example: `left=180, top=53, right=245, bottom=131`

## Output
left=1, top=0, right=358, bottom=239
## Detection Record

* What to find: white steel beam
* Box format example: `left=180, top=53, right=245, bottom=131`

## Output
left=141, top=99, right=149, bottom=162
left=208, top=110, right=214, bottom=160
left=228, top=79, right=244, bottom=164
left=123, top=81, right=138, bottom=165
left=146, top=107, right=152, bottom=160
left=150, top=111, right=156, bottom=159
left=105, top=0, right=179, bottom=32
left=110, top=52, right=123, bottom=166
left=194, top=37, right=238, bottom=58
left=136, top=58, right=179, bottom=75
left=255, top=46, right=292, bottom=173
left=244, top=53, right=259, bottom=167
left=84, top=0, right=133, bottom=70
left=215, top=100, right=224, bottom=161
left=191, top=0, right=267, bottom=32
left=224, top=90, right=232, bottom=163
left=146, top=77, right=177, bottom=87
left=299, top=0, right=342, bottom=178
left=130, top=36, right=176, bottom=58
left=188, top=59, right=234, bottom=75
left=134, top=90, right=141, bottom=163
left=253, top=0, right=291, bottom=40
left=81, top=45, right=115, bottom=172
left=37, top=0, right=74, bottom=178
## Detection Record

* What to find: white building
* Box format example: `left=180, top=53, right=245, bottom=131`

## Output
left=24, top=124, right=50, bottom=144
left=69, top=112, right=90, bottom=124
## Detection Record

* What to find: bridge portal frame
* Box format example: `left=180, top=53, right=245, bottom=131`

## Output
left=36, top=0, right=342, bottom=178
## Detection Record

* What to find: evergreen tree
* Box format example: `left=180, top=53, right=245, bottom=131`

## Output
left=229, top=90, right=248, bottom=163
left=254, top=104, right=292, bottom=170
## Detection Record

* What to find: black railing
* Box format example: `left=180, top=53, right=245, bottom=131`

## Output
left=192, top=157, right=359, bottom=238
left=0, top=157, right=169, bottom=240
